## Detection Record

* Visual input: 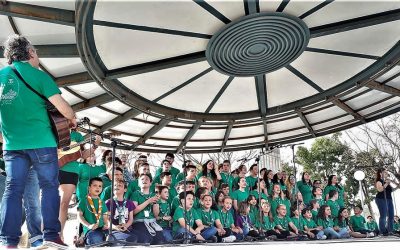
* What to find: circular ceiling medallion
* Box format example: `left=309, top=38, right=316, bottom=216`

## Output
left=206, top=13, right=310, bottom=77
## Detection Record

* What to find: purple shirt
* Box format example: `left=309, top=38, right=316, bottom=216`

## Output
left=106, top=199, right=136, bottom=227
left=235, top=214, right=253, bottom=229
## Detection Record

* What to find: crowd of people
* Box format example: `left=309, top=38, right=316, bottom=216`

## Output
left=1, top=34, right=399, bottom=249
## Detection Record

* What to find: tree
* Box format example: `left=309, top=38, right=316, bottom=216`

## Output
left=295, top=133, right=375, bottom=208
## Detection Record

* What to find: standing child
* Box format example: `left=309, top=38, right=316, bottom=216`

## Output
left=77, top=177, right=109, bottom=246
left=231, top=177, right=249, bottom=211
left=312, top=187, right=326, bottom=207
left=153, top=185, right=173, bottom=243
left=235, top=201, right=260, bottom=239
left=219, top=196, right=244, bottom=241
left=316, top=205, right=340, bottom=239
left=326, top=190, right=340, bottom=220
left=301, top=208, right=326, bottom=240
left=309, top=199, right=320, bottom=222
left=106, top=180, right=138, bottom=243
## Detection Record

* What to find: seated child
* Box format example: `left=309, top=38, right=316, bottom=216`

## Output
left=77, top=177, right=109, bottom=246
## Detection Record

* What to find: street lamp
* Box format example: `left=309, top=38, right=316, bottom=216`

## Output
left=354, top=170, right=366, bottom=213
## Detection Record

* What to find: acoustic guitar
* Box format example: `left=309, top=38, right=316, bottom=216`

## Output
left=48, top=108, right=71, bottom=149
left=58, top=135, right=97, bottom=168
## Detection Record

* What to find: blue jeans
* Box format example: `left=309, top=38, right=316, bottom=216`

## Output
left=162, top=227, right=173, bottom=243
left=0, top=169, right=42, bottom=244
left=0, top=148, right=60, bottom=246
left=337, top=227, right=350, bottom=238
left=85, top=229, right=107, bottom=246
left=174, top=226, right=218, bottom=241
left=376, top=197, right=394, bottom=234
left=323, top=227, right=340, bottom=239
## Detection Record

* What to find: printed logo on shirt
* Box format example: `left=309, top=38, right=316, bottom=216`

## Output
left=0, top=74, right=19, bottom=105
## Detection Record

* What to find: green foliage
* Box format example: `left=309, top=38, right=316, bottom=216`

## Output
left=295, top=133, right=377, bottom=208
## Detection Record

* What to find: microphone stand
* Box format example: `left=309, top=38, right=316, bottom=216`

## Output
left=89, top=139, right=148, bottom=247
left=182, top=147, right=189, bottom=244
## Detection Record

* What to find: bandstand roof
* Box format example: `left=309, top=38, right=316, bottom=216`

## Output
left=1, top=0, right=400, bottom=153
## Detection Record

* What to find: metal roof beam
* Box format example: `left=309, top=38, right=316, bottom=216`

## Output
left=310, top=8, right=400, bottom=38
left=276, top=0, right=290, bottom=12
left=0, top=44, right=78, bottom=58
left=299, top=0, right=334, bottom=19
left=132, top=119, right=171, bottom=149
left=244, top=0, right=260, bottom=15
left=330, top=98, right=366, bottom=123
left=97, top=109, right=141, bottom=132
left=176, top=124, right=201, bottom=153
left=56, top=72, right=93, bottom=87
left=194, top=0, right=230, bottom=24
left=365, top=80, right=400, bottom=97
left=296, top=109, right=316, bottom=137
left=255, top=74, right=269, bottom=145
left=106, top=51, right=206, bottom=80
left=72, top=93, right=114, bottom=112
left=221, top=123, right=233, bottom=152
left=0, top=1, right=74, bottom=26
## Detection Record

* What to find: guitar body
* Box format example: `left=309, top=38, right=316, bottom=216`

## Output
left=58, top=149, right=82, bottom=168
left=48, top=109, right=70, bottom=148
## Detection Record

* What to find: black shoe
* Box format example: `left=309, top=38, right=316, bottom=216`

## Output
left=210, top=236, right=218, bottom=243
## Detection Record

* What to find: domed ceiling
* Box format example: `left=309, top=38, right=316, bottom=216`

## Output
left=1, top=0, right=400, bottom=153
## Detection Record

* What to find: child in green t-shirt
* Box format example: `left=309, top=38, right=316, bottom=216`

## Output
left=153, top=185, right=173, bottom=243
left=302, top=208, right=326, bottom=240
left=316, top=205, right=340, bottom=239
left=274, top=204, right=299, bottom=237
left=326, top=190, right=340, bottom=219
left=349, top=206, right=375, bottom=236
left=130, top=174, right=164, bottom=244
left=172, top=191, right=207, bottom=242
left=366, top=215, right=379, bottom=235
left=77, top=177, right=109, bottom=246
left=394, top=215, right=400, bottom=234
left=219, top=196, right=244, bottom=241
left=232, top=177, right=249, bottom=211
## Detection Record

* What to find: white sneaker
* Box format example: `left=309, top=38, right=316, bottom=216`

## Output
left=367, top=232, right=375, bottom=238
left=319, top=235, right=327, bottom=240
left=222, top=235, right=236, bottom=243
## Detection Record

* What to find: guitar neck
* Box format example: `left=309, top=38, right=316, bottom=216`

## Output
left=60, top=137, right=96, bottom=152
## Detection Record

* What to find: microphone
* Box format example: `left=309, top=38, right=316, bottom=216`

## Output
left=83, top=117, right=90, bottom=123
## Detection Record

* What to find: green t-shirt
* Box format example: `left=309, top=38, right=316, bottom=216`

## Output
left=100, top=173, right=112, bottom=190
left=366, top=221, right=379, bottom=231
left=291, top=216, right=303, bottom=231
left=311, top=209, right=318, bottom=222
left=349, top=215, right=366, bottom=232
left=231, top=189, right=249, bottom=204
left=130, top=191, right=155, bottom=219
left=220, top=172, right=234, bottom=190
left=249, top=190, right=268, bottom=201
left=156, top=200, right=172, bottom=228
left=249, top=205, right=259, bottom=225
left=0, top=62, right=61, bottom=150
left=125, top=179, right=139, bottom=199
left=100, top=185, right=112, bottom=202
left=219, top=209, right=234, bottom=228
left=317, top=217, right=334, bottom=229
left=172, top=207, right=200, bottom=233
left=316, top=198, right=326, bottom=207
left=246, top=176, right=258, bottom=190
left=394, top=221, right=400, bottom=231
left=334, top=218, right=349, bottom=228
left=196, top=208, right=219, bottom=227
left=303, top=217, right=317, bottom=230
left=78, top=197, right=108, bottom=235
left=156, top=166, right=180, bottom=178
left=60, top=132, right=85, bottom=174
left=274, top=216, right=292, bottom=230
left=270, top=196, right=291, bottom=217
left=255, top=214, right=275, bottom=230
left=327, top=199, right=340, bottom=219
left=323, top=185, right=345, bottom=208
left=297, top=181, right=313, bottom=205
left=76, top=164, right=106, bottom=200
